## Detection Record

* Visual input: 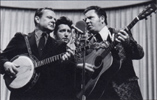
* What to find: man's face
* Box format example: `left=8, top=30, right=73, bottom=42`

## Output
left=37, top=9, right=56, bottom=32
left=84, top=10, right=103, bottom=33
left=56, top=24, right=72, bottom=44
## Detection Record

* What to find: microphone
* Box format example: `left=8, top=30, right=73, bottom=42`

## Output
left=72, top=21, right=86, bottom=34
left=71, top=24, right=84, bottom=34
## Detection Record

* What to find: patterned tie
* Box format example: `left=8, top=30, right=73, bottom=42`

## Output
left=38, top=33, right=46, bottom=56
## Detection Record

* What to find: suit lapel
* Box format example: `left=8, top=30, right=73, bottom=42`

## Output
left=27, top=32, right=65, bottom=59
left=27, top=32, right=39, bottom=58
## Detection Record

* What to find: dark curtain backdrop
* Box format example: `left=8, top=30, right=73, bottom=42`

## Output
left=0, top=2, right=157, bottom=100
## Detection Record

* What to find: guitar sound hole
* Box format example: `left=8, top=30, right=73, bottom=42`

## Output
left=95, top=56, right=103, bottom=68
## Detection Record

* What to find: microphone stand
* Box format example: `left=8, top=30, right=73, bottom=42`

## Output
left=80, top=35, right=87, bottom=100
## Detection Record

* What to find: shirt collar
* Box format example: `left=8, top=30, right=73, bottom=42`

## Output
left=99, top=26, right=111, bottom=41
left=35, top=31, right=49, bottom=46
left=35, top=32, right=49, bottom=39
left=35, top=32, right=42, bottom=40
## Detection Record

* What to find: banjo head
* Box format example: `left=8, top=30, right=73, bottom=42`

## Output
left=4, top=55, right=34, bottom=90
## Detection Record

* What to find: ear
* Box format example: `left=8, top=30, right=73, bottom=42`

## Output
left=100, top=16, right=105, bottom=23
left=34, top=16, right=40, bottom=24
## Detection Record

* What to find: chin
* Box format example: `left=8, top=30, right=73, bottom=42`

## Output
left=88, top=28, right=94, bottom=32
left=63, top=40, right=69, bottom=44
left=64, top=41, right=69, bottom=44
left=49, top=29, right=54, bottom=31
left=44, top=28, right=54, bottom=33
left=47, top=27, right=54, bottom=31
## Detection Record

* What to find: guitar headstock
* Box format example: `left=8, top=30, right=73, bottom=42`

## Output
left=138, top=3, right=157, bottom=20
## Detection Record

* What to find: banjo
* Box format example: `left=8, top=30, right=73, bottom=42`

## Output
left=4, top=52, right=65, bottom=92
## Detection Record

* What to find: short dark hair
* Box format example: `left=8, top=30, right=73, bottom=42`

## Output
left=84, top=6, right=107, bottom=25
left=54, top=16, right=73, bottom=35
left=34, top=7, right=54, bottom=26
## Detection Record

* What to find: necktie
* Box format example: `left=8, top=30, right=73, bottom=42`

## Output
left=38, top=33, right=46, bottom=56
left=95, top=33, right=103, bottom=42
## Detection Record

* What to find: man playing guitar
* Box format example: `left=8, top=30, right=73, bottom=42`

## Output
left=77, top=6, right=144, bottom=100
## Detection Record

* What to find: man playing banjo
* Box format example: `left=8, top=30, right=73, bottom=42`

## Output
left=0, top=7, right=76, bottom=100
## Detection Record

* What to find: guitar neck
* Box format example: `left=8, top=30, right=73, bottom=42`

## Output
left=101, top=16, right=140, bottom=58
left=35, top=53, right=64, bottom=68
left=125, top=17, right=139, bottom=32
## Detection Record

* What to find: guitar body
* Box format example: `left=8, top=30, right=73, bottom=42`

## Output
left=77, top=48, right=121, bottom=99
left=86, top=54, right=121, bottom=99
left=4, top=54, right=40, bottom=92
left=85, top=48, right=113, bottom=80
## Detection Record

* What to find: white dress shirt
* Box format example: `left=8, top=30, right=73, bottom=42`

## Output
left=99, top=26, right=113, bottom=41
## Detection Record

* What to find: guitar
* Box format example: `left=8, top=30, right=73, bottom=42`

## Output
left=77, top=3, right=157, bottom=99
left=4, top=53, right=65, bottom=92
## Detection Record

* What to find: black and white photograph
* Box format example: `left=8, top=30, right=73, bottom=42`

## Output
left=0, top=0, right=157, bottom=100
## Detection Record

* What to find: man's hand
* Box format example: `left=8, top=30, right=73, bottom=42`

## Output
left=4, top=61, right=18, bottom=78
left=62, top=45, right=75, bottom=61
left=62, top=52, right=71, bottom=61
left=77, top=63, right=94, bottom=72
left=115, top=30, right=130, bottom=45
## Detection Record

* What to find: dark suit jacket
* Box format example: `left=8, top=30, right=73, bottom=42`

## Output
left=0, top=31, right=77, bottom=100
left=85, top=28, right=144, bottom=100
left=87, top=28, right=144, bottom=84
left=108, top=28, right=144, bottom=84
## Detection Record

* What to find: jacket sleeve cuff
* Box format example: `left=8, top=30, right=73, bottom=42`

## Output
left=0, top=59, right=8, bottom=74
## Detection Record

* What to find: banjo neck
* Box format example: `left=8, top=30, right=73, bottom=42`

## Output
left=34, top=53, right=65, bottom=68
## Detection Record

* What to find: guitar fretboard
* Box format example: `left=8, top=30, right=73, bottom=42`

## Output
left=126, top=17, right=139, bottom=31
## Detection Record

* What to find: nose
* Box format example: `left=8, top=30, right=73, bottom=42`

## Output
left=51, top=18, right=56, bottom=24
left=85, top=18, right=90, bottom=24
left=64, top=32, right=69, bottom=37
